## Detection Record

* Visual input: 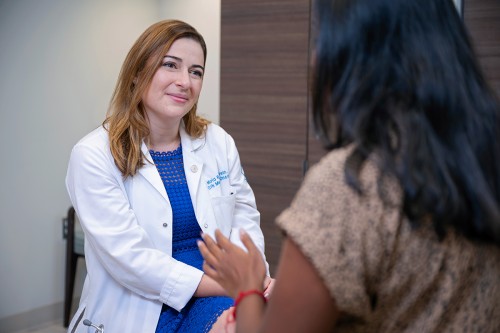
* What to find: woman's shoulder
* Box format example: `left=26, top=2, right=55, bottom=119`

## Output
left=311, top=145, right=353, bottom=175
left=75, top=125, right=108, bottom=146
left=279, top=144, right=402, bottom=236
left=205, top=122, right=230, bottom=138
left=309, top=145, right=399, bottom=201
left=304, top=145, right=357, bottom=190
left=71, top=125, right=111, bottom=158
left=204, top=123, right=238, bottom=148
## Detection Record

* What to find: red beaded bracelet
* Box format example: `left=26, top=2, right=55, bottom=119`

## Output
left=233, top=289, right=267, bottom=320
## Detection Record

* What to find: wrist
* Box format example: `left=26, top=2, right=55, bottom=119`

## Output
left=233, top=289, right=267, bottom=319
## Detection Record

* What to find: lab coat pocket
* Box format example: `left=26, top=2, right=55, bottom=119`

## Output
left=210, top=194, right=236, bottom=236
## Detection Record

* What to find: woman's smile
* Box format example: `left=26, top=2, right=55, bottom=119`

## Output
left=167, top=92, right=189, bottom=103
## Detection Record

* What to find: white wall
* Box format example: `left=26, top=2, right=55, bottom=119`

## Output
left=0, top=0, right=220, bottom=330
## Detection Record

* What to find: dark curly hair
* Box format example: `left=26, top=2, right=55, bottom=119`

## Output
left=312, top=0, right=500, bottom=244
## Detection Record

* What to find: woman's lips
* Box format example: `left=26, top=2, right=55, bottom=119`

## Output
left=168, top=93, right=188, bottom=103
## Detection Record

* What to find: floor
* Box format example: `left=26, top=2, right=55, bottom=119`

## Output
left=12, top=321, right=67, bottom=333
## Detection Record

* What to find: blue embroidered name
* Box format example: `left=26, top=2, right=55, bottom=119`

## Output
left=206, top=171, right=229, bottom=190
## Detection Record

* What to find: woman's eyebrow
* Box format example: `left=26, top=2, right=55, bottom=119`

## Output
left=192, top=64, right=205, bottom=71
left=163, top=55, right=204, bottom=71
left=163, top=55, right=181, bottom=61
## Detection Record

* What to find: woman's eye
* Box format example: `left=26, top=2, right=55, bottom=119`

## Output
left=190, top=70, right=203, bottom=78
left=162, top=62, right=177, bottom=69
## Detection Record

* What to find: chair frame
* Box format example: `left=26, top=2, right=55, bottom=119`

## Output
left=63, top=206, right=85, bottom=327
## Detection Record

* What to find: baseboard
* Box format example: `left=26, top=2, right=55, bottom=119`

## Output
left=0, top=301, right=64, bottom=333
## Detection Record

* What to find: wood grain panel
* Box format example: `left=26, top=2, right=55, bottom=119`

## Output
left=221, top=0, right=310, bottom=273
left=464, top=0, right=500, bottom=97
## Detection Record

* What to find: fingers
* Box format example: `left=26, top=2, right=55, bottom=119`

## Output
left=214, top=229, right=233, bottom=252
left=198, top=239, right=215, bottom=265
left=263, top=277, right=275, bottom=299
left=198, top=234, right=223, bottom=277
left=239, top=228, right=259, bottom=254
left=206, top=229, right=257, bottom=254
left=200, top=232, right=224, bottom=259
left=263, top=276, right=271, bottom=289
left=202, top=259, right=219, bottom=280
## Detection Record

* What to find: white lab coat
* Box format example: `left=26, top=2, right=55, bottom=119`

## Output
left=65, top=122, right=268, bottom=333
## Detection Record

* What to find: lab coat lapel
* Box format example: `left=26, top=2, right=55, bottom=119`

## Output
left=180, top=125, right=205, bottom=213
left=138, top=142, right=169, bottom=201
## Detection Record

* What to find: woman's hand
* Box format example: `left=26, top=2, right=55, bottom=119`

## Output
left=198, top=229, right=267, bottom=298
left=263, top=276, right=276, bottom=299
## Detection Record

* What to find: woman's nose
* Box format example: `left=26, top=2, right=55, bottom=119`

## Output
left=176, top=69, right=191, bottom=88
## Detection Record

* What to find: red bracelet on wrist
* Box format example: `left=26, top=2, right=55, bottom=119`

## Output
left=232, top=289, right=267, bottom=320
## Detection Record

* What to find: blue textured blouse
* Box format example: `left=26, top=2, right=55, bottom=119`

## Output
left=150, top=145, right=233, bottom=333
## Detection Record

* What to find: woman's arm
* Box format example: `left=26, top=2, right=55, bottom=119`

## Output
left=193, top=274, right=274, bottom=298
left=199, top=229, right=339, bottom=333
left=194, top=274, right=227, bottom=297
left=259, top=236, right=339, bottom=332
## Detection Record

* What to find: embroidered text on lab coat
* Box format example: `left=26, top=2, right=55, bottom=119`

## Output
left=206, top=171, right=229, bottom=190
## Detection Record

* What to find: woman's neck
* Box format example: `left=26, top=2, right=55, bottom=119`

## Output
left=147, top=119, right=182, bottom=152
left=147, top=131, right=181, bottom=152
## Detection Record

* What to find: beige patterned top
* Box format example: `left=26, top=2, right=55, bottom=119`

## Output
left=276, top=146, right=500, bottom=332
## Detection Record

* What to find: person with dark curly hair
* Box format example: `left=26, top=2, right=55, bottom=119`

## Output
left=198, top=0, right=500, bottom=332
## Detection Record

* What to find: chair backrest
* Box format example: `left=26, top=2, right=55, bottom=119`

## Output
left=63, top=206, right=85, bottom=327
left=65, top=206, right=85, bottom=256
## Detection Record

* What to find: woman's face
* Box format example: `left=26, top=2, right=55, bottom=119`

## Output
left=142, top=37, right=205, bottom=128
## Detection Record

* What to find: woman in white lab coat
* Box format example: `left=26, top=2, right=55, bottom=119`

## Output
left=65, top=19, right=272, bottom=333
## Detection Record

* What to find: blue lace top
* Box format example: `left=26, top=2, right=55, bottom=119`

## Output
left=151, top=145, right=233, bottom=333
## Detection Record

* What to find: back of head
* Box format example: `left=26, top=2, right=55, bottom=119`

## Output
left=312, top=0, right=500, bottom=243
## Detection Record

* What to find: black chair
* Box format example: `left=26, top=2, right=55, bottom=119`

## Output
left=63, top=206, right=85, bottom=327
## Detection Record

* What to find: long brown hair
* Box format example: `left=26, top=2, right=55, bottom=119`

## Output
left=104, top=19, right=210, bottom=178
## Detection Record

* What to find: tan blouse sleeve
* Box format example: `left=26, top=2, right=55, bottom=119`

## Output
left=276, top=147, right=402, bottom=322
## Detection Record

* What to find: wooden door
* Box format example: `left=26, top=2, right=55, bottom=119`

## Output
left=465, top=0, right=500, bottom=96
left=220, top=0, right=311, bottom=273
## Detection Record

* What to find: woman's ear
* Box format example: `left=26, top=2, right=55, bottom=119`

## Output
left=133, top=77, right=138, bottom=85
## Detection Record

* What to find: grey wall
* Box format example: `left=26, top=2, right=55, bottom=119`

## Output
left=0, top=0, right=220, bottom=331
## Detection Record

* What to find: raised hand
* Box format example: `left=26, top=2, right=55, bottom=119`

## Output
left=198, top=229, right=267, bottom=298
